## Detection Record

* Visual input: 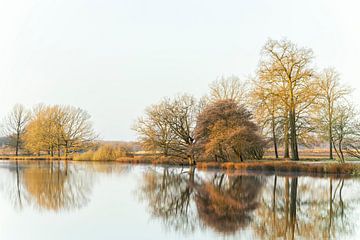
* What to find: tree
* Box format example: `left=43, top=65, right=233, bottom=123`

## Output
left=23, top=105, right=96, bottom=156
left=195, top=99, right=265, bottom=162
left=252, top=79, right=284, bottom=159
left=133, top=102, right=175, bottom=156
left=209, top=75, right=249, bottom=105
left=2, top=104, right=31, bottom=156
left=259, top=39, right=317, bottom=160
left=134, top=94, right=199, bottom=165
left=24, top=106, right=61, bottom=156
left=315, top=68, right=350, bottom=160
left=332, top=103, right=357, bottom=162
left=57, top=106, right=97, bottom=156
left=163, top=95, right=199, bottom=164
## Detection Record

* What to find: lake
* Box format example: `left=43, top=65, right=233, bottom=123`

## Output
left=0, top=160, right=359, bottom=240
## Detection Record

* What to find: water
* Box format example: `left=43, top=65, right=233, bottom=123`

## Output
left=0, top=160, right=359, bottom=240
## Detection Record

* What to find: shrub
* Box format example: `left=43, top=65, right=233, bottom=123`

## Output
left=195, top=99, right=265, bottom=162
left=73, top=144, right=129, bottom=161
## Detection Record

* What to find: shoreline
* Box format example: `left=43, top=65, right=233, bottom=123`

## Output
left=1, top=156, right=360, bottom=176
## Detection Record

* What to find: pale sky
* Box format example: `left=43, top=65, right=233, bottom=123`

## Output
left=0, top=0, right=359, bottom=140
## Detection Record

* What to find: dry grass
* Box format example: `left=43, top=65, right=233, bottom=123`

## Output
left=196, top=161, right=360, bottom=176
left=73, top=144, right=129, bottom=161
left=0, top=156, right=72, bottom=161
left=2, top=150, right=360, bottom=177
left=116, top=155, right=187, bottom=165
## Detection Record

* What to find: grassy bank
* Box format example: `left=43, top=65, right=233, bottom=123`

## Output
left=116, top=156, right=360, bottom=176
left=1, top=154, right=360, bottom=176
left=0, top=156, right=72, bottom=161
left=196, top=161, right=360, bottom=176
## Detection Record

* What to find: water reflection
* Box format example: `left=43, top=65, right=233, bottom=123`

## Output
left=139, top=167, right=197, bottom=233
left=0, top=160, right=129, bottom=212
left=22, top=161, right=92, bottom=211
left=254, top=176, right=356, bottom=240
left=139, top=167, right=360, bottom=239
left=0, top=161, right=359, bottom=239
left=138, top=168, right=264, bottom=234
left=195, top=173, right=263, bottom=234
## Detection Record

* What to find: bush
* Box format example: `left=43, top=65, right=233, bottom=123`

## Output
left=73, top=144, right=129, bottom=161
left=194, top=99, right=266, bottom=162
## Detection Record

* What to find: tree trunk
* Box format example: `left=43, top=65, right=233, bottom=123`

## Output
left=233, top=147, right=243, bottom=162
left=339, top=139, right=344, bottom=163
left=284, top=113, right=290, bottom=159
left=272, top=115, right=279, bottom=159
left=65, top=142, right=69, bottom=158
left=188, top=155, right=196, bottom=166
left=289, top=109, right=299, bottom=160
left=15, top=132, right=20, bottom=156
left=329, top=113, right=333, bottom=160
left=333, top=140, right=342, bottom=161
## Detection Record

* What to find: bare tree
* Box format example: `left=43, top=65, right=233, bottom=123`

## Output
left=315, top=68, right=351, bottom=160
left=209, top=75, right=249, bottom=105
left=58, top=106, right=97, bottom=156
left=134, top=94, right=199, bottom=165
left=133, top=102, right=175, bottom=156
left=332, top=103, right=357, bottom=162
left=163, top=95, right=198, bottom=164
left=2, top=104, right=31, bottom=156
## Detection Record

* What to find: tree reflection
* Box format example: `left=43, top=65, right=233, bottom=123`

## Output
left=195, top=174, right=263, bottom=234
left=139, top=167, right=197, bottom=233
left=138, top=168, right=264, bottom=234
left=1, top=161, right=95, bottom=212
left=139, top=168, right=360, bottom=238
left=255, top=176, right=355, bottom=240
left=21, top=161, right=93, bottom=211
left=0, top=160, right=27, bottom=210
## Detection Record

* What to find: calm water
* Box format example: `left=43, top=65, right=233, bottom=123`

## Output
left=0, top=160, right=359, bottom=240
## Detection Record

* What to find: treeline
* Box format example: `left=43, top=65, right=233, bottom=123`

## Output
left=2, top=104, right=96, bottom=157
left=134, top=39, right=360, bottom=163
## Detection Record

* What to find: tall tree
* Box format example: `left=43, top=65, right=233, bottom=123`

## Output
left=2, top=104, right=31, bottom=156
left=259, top=39, right=316, bottom=160
left=252, top=79, right=284, bottom=159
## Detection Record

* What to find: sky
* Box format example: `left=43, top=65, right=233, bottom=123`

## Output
left=0, top=0, right=359, bottom=141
